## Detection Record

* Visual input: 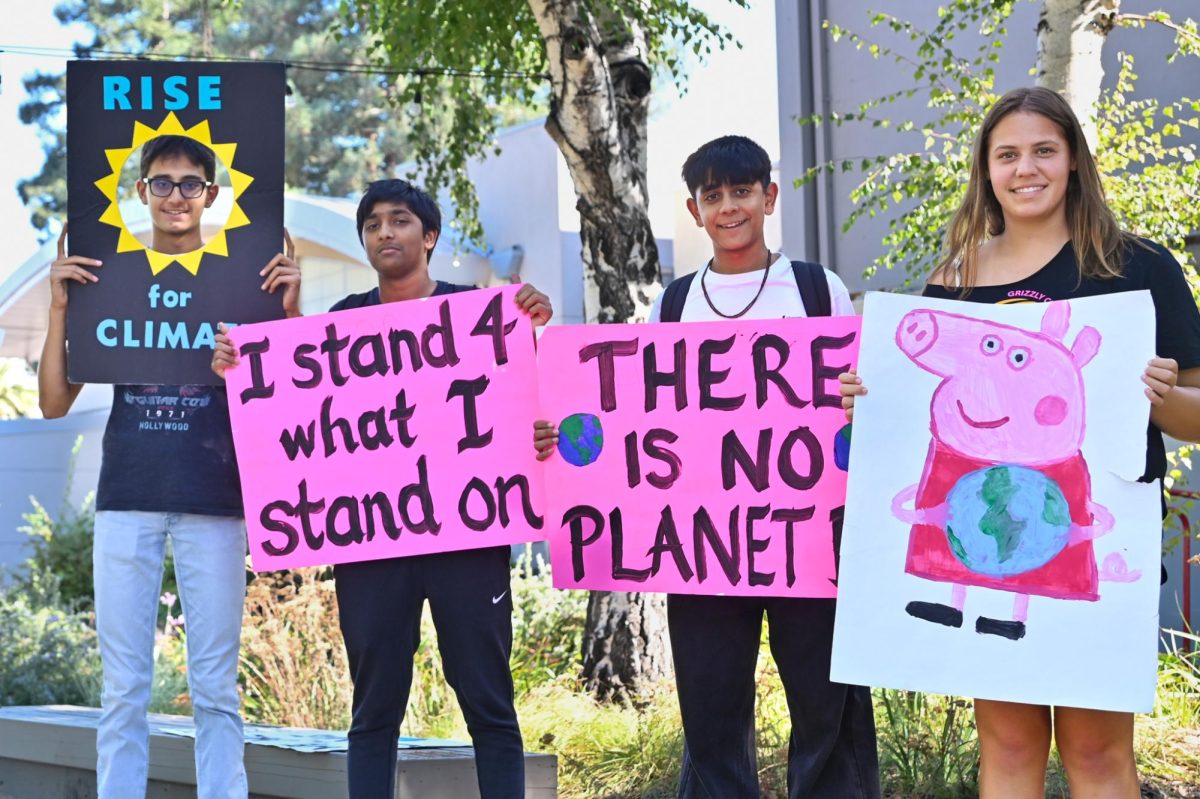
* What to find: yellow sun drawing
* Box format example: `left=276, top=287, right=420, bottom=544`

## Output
left=93, top=111, right=254, bottom=276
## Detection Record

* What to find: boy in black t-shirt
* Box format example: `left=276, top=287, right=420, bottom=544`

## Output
left=216, top=179, right=551, bottom=799
left=39, top=135, right=299, bottom=799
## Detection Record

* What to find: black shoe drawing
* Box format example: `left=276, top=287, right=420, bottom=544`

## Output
left=975, top=616, right=1026, bottom=641
left=905, top=601, right=963, bottom=628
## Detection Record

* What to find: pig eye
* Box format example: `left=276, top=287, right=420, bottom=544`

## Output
left=1009, top=347, right=1031, bottom=369
left=980, top=335, right=1002, bottom=355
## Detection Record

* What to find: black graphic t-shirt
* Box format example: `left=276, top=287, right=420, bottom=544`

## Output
left=923, top=238, right=1200, bottom=482
left=96, top=384, right=243, bottom=516
left=328, top=281, right=476, bottom=312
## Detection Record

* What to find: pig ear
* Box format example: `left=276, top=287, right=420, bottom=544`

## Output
left=1071, top=326, right=1101, bottom=368
left=1041, top=301, right=1071, bottom=341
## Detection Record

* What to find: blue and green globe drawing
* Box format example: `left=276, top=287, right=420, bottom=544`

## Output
left=945, top=465, right=1072, bottom=577
left=557, top=413, right=604, bottom=467
left=834, top=423, right=852, bottom=471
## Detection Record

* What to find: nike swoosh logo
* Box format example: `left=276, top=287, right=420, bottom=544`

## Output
left=492, top=591, right=508, bottom=605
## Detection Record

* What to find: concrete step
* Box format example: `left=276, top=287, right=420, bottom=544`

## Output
left=0, top=705, right=556, bottom=798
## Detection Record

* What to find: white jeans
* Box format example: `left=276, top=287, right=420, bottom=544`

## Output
left=93, top=510, right=248, bottom=799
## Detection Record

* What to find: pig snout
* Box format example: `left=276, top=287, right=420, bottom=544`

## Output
left=897, top=310, right=938, bottom=359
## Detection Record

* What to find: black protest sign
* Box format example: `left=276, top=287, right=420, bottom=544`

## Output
left=66, top=60, right=284, bottom=384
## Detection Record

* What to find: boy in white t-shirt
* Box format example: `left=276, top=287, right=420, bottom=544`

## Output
left=533, top=135, right=879, bottom=798
left=656, top=136, right=879, bottom=799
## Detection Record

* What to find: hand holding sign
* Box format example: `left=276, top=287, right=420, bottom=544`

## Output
left=533, top=420, right=559, bottom=461
left=212, top=323, right=238, bottom=379
left=260, top=229, right=301, bottom=318
left=50, top=225, right=103, bottom=310
left=514, top=284, right=552, bottom=328
left=838, top=368, right=866, bottom=422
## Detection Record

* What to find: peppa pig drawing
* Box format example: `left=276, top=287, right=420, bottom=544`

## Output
left=893, top=301, right=1139, bottom=641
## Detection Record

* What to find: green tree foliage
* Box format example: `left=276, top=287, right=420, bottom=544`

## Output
left=796, top=1, right=1200, bottom=289
left=17, top=72, right=69, bottom=239
left=1095, top=54, right=1200, bottom=290
left=796, top=1, right=1014, bottom=285
left=18, top=0, right=417, bottom=241
left=341, top=0, right=742, bottom=247
left=0, top=360, right=37, bottom=419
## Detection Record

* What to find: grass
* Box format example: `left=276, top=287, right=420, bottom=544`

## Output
left=519, top=679, right=683, bottom=799
left=433, top=625, right=1198, bottom=799
left=1136, top=629, right=1200, bottom=798
left=875, top=690, right=978, bottom=798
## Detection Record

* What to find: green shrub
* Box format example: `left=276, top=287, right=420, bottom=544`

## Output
left=1155, top=629, right=1200, bottom=728
left=0, top=590, right=100, bottom=706
left=14, top=490, right=180, bottom=625
left=239, top=568, right=352, bottom=731
left=1134, top=630, right=1200, bottom=791
left=1, top=458, right=201, bottom=713
left=510, top=549, right=588, bottom=697
left=14, top=495, right=95, bottom=612
left=9, top=436, right=185, bottom=622
left=0, top=580, right=192, bottom=712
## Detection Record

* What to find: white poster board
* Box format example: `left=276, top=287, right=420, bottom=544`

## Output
left=831, top=291, right=1161, bottom=712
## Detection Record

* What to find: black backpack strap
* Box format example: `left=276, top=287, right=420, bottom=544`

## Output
left=791, top=260, right=832, bottom=317
left=658, top=272, right=697, bottom=323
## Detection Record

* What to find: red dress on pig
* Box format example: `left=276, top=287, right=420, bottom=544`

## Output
left=905, top=440, right=1100, bottom=600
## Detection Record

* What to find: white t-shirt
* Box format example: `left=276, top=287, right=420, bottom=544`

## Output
left=649, top=252, right=855, bottom=322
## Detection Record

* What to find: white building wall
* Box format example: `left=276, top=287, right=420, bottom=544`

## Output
left=298, top=255, right=377, bottom=317
left=468, top=121, right=573, bottom=321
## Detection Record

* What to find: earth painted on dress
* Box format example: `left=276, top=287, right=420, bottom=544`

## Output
left=945, top=465, right=1072, bottom=577
left=557, top=413, right=603, bottom=467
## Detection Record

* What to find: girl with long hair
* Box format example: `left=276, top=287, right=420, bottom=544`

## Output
left=842, top=86, right=1200, bottom=797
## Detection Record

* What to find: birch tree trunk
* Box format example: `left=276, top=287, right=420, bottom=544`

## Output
left=1035, top=0, right=1120, bottom=147
left=526, top=0, right=662, bottom=324
left=579, top=590, right=672, bottom=704
left=526, top=0, right=671, bottom=701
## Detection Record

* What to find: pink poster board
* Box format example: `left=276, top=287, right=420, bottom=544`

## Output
left=225, top=285, right=546, bottom=571
left=538, top=316, right=860, bottom=597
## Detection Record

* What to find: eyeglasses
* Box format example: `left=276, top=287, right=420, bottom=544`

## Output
left=143, top=177, right=213, bottom=199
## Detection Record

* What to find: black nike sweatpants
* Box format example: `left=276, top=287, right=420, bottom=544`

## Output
left=333, top=545, right=524, bottom=798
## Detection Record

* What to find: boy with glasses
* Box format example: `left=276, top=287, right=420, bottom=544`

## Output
left=136, top=136, right=221, bottom=253
left=38, top=134, right=298, bottom=799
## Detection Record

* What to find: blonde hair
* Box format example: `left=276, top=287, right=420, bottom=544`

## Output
left=937, top=87, right=1130, bottom=292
